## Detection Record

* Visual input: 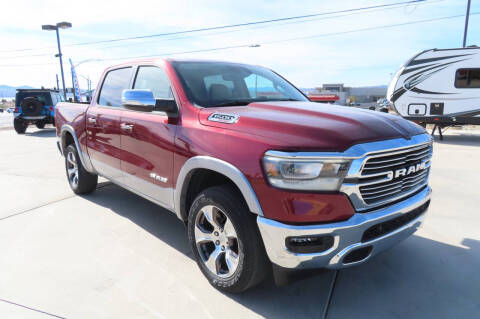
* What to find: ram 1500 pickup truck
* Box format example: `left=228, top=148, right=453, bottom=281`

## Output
left=55, top=58, right=432, bottom=292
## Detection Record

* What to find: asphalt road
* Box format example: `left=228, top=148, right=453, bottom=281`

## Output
left=0, top=127, right=478, bottom=319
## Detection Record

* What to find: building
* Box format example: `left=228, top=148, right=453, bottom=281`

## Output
left=304, top=84, right=387, bottom=107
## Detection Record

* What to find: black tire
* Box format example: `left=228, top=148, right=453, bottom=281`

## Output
left=21, top=97, right=43, bottom=116
left=13, top=118, right=27, bottom=134
left=187, top=185, right=270, bottom=293
left=35, top=121, right=46, bottom=129
left=64, top=144, right=98, bottom=194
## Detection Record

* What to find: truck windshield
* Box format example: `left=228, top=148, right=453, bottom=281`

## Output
left=15, top=91, right=53, bottom=107
left=171, top=61, right=308, bottom=108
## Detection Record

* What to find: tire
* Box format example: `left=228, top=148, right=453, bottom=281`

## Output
left=64, top=144, right=98, bottom=194
left=35, top=121, right=46, bottom=129
left=13, top=118, right=27, bottom=134
left=21, top=97, right=43, bottom=116
left=187, top=185, right=270, bottom=293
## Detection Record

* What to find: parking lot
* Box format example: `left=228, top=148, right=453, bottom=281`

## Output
left=0, top=126, right=479, bottom=319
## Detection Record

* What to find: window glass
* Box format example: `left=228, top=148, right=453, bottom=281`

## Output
left=244, top=74, right=285, bottom=99
left=133, top=66, right=172, bottom=99
left=15, top=92, right=52, bottom=107
left=98, top=67, right=132, bottom=106
left=171, top=61, right=307, bottom=107
left=455, top=68, right=480, bottom=88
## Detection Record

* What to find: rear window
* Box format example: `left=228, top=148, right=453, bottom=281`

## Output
left=455, top=68, right=480, bottom=88
left=15, top=92, right=52, bottom=107
left=98, top=67, right=132, bottom=106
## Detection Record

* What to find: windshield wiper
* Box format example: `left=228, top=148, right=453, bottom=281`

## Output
left=208, top=100, right=253, bottom=108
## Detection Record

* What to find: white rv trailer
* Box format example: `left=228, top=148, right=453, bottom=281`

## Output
left=387, top=46, right=480, bottom=127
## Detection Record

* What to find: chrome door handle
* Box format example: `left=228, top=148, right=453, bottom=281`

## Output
left=120, top=123, right=134, bottom=131
left=87, top=117, right=96, bottom=124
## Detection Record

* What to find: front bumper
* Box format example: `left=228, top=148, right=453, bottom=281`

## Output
left=257, top=186, right=431, bottom=269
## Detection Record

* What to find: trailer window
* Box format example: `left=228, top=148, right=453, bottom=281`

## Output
left=455, top=68, right=480, bottom=88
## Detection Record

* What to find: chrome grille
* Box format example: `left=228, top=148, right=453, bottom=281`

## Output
left=358, top=143, right=432, bottom=205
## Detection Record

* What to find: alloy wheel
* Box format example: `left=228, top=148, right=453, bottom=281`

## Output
left=66, top=151, right=79, bottom=187
left=194, top=205, right=240, bottom=278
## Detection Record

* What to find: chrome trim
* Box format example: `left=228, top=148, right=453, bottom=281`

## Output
left=21, top=116, right=47, bottom=120
left=174, top=156, right=264, bottom=220
left=59, top=125, right=96, bottom=174
left=257, top=186, right=431, bottom=269
left=265, top=133, right=433, bottom=211
left=264, top=134, right=432, bottom=160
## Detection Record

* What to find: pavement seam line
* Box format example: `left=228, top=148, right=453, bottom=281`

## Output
left=0, top=183, right=112, bottom=221
left=0, top=195, right=76, bottom=221
left=322, top=270, right=339, bottom=319
left=0, top=298, right=66, bottom=319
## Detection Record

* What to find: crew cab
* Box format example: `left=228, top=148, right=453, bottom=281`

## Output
left=55, top=58, right=432, bottom=292
left=14, top=88, right=63, bottom=134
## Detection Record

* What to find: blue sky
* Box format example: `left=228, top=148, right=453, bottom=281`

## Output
left=0, top=0, right=478, bottom=90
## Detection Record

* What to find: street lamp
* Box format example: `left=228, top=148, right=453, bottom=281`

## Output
left=42, top=22, right=72, bottom=100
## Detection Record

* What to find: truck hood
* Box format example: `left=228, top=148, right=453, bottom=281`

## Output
left=198, top=101, right=425, bottom=151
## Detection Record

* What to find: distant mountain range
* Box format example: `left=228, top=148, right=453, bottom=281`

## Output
left=0, top=85, right=35, bottom=98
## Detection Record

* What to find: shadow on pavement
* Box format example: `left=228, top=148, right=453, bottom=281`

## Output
left=433, top=131, right=480, bottom=146
left=326, top=236, right=480, bottom=319
left=25, top=128, right=56, bottom=137
left=81, top=183, right=479, bottom=319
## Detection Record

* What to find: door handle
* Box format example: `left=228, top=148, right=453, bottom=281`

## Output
left=120, top=123, right=134, bottom=131
left=88, top=117, right=96, bottom=124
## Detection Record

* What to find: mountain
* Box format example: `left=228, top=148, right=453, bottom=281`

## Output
left=0, top=85, right=35, bottom=98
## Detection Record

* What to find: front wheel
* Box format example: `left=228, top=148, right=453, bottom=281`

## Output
left=13, top=118, right=27, bottom=134
left=64, top=144, right=98, bottom=194
left=187, top=186, right=270, bottom=293
left=35, top=121, right=46, bottom=129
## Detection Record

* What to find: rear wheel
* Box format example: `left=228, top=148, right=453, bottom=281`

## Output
left=187, top=186, right=269, bottom=293
left=35, top=121, right=46, bottom=129
left=65, top=144, right=98, bottom=194
left=13, top=118, right=27, bottom=134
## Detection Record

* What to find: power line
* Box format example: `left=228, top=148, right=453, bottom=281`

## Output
left=0, top=11, right=475, bottom=68
left=0, top=0, right=427, bottom=54
left=94, top=12, right=480, bottom=62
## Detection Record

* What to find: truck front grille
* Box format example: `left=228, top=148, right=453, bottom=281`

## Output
left=358, top=143, right=432, bottom=206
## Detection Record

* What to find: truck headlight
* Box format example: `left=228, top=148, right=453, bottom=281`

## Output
left=263, top=156, right=351, bottom=191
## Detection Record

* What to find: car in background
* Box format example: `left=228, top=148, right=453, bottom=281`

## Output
left=13, top=88, right=64, bottom=134
left=6, top=107, right=14, bottom=113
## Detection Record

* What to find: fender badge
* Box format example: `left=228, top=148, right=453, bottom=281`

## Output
left=208, top=113, right=239, bottom=124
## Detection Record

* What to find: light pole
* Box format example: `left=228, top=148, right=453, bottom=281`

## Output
left=42, top=22, right=72, bottom=100
left=463, top=0, right=471, bottom=47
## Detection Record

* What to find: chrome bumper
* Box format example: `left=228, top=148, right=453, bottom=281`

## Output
left=257, top=186, right=431, bottom=269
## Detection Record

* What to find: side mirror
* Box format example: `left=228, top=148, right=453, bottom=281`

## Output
left=122, top=89, right=156, bottom=111
left=122, top=89, right=178, bottom=115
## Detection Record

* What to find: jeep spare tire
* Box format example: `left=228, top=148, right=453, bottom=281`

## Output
left=21, top=97, right=43, bottom=116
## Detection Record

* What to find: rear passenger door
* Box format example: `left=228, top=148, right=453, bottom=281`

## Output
left=119, top=65, right=178, bottom=210
left=86, top=67, right=132, bottom=180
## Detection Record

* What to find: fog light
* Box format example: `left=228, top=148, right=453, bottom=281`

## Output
left=285, top=235, right=334, bottom=254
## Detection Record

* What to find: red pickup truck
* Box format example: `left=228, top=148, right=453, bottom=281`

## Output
left=55, top=58, right=432, bottom=292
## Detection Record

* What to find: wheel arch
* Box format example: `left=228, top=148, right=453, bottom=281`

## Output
left=174, top=156, right=264, bottom=221
left=60, top=125, right=96, bottom=173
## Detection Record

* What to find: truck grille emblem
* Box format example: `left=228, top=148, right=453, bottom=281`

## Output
left=393, top=160, right=430, bottom=179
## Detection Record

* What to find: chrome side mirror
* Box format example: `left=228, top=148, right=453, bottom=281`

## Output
left=122, top=89, right=156, bottom=111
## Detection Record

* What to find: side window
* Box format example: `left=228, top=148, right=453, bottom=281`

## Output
left=98, top=67, right=132, bottom=106
left=133, top=66, right=172, bottom=99
left=455, top=68, right=480, bottom=88
left=244, top=74, right=286, bottom=99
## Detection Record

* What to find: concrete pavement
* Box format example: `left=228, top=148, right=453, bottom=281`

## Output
left=0, top=127, right=479, bottom=318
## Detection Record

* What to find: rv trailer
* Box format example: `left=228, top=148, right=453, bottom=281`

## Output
left=387, top=46, right=480, bottom=137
